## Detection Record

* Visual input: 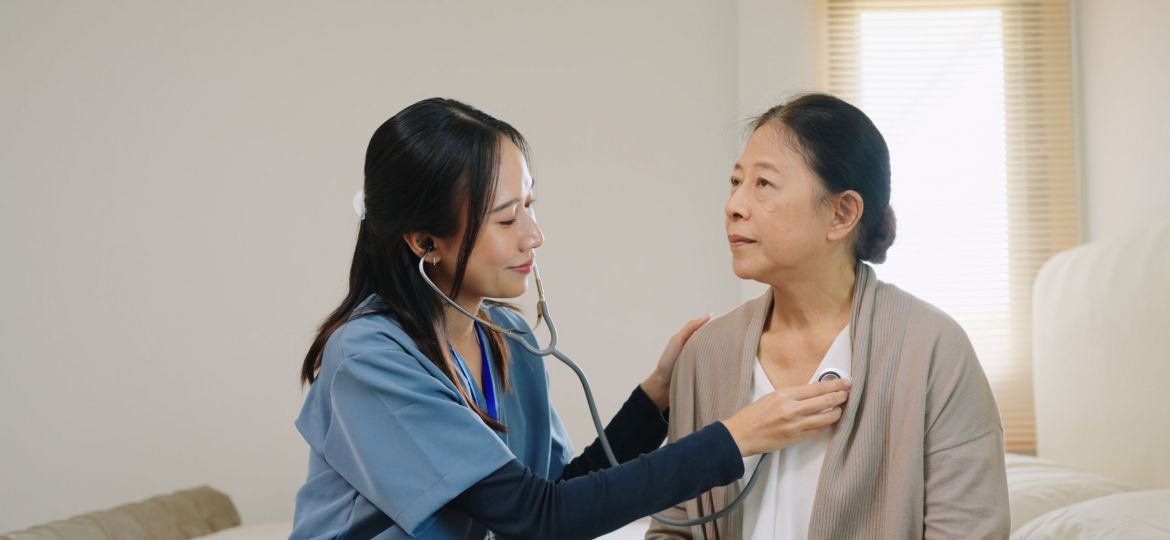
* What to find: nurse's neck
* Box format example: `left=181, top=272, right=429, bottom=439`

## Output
left=766, top=253, right=855, bottom=332
left=442, top=294, right=485, bottom=345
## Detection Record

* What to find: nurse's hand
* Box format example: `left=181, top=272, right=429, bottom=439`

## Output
left=721, top=378, right=852, bottom=457
left=640, top=314, right=711, bottom=411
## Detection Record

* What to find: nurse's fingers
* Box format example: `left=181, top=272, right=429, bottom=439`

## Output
left=671, top=314, right=712, bottom=347
left=794, top=389, right=850, bottom=416
left=652, top=314, right=714, bottom=385
left=800, top=406, right=844, bottom=432
left=787, top=378, right=852, bottom=401
left=659, top=314, right=712, bottom=360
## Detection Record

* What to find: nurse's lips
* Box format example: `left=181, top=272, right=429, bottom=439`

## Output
left=728, top=234, right=757, bottom=248
left=509, top=260, right=533, bottom=274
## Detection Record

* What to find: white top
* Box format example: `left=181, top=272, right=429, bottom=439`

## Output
left=738, top=325, right=852, bottom=540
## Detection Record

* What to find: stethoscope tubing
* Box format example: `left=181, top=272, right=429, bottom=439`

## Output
left=418, top=249, right=768, bottom=527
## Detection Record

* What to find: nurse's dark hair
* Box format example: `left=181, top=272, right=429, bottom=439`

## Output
left=301, top=97, right=526, bottom=432
left=751, top=93, right=896, bottom=263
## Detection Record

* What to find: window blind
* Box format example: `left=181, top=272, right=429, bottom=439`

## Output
left=824, top=0, right=1078, bottom=453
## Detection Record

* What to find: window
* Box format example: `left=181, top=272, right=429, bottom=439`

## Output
left=825, top=0, right=1078, bottom=453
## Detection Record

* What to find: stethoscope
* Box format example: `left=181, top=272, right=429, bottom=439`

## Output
left=419, top=247, right=850, bottom=527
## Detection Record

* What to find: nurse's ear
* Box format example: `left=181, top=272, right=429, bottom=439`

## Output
left=402, top=233, right=442, bottom=264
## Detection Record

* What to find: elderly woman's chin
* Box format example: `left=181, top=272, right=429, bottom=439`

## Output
left=730, top=253, right=767, bottom=281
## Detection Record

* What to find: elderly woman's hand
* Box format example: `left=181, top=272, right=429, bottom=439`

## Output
left=640, top=314, right=711, bottom=411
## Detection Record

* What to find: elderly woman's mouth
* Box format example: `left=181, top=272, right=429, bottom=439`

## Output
left=728, top=235, right=757, bottom=248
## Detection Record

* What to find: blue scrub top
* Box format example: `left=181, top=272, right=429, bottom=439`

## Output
left=291, top=294, right=575, bottom=539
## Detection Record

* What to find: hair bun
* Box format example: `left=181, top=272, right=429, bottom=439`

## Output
left=859, top=206, right=896, bottom=263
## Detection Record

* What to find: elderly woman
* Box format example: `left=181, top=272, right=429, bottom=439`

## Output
left=646, top=93, right=1009, bottom=539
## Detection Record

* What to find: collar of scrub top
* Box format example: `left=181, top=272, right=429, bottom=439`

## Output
left=448, top=322, right=498, bottom=420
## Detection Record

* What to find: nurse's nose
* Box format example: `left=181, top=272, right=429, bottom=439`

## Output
left=519, top=207, right=543, bottom=252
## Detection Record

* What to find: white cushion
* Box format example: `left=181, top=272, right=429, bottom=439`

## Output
left=1032, top=219, right=1170, bottom=489
left=1005, top=453, right=1136, bottom=532
left=1010, top=490, right=1170, bottom=539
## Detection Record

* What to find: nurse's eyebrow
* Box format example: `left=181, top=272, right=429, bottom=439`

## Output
left=490, top=180, right=537, bottom=213
left=490, top=198, right=520, bottom=213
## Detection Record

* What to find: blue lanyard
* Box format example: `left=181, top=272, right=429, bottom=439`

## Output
left=449, top=323, right=497, bottom=421
left=477, top=323, right=497, bottom=421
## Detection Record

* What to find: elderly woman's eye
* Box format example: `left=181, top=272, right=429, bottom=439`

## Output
left=730, top=177, right=742, bottom=187
left=757, top=178, right=772, bottom=188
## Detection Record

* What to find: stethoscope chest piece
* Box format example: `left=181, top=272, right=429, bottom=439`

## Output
left=815, top=367, right=852, bottom=382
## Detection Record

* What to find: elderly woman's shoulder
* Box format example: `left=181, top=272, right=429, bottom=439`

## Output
left=700, top=295, right=767, bottom=341
left=874, top=280, right=973, bottom=349
left=676, top=294, right=770, bottom=376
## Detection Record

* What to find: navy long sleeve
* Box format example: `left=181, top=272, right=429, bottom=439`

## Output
left=559, top=386, right=670, bottom=480
left=450, top=421, right=744, bottom=540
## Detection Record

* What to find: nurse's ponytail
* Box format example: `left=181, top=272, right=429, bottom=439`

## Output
left=299, top=219, right=376, bottom=386
left=301, top=98, right=528, bottom=433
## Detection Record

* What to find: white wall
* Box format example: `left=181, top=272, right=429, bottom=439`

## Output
left=0, top=1, right=753, bottom=530
left=1075, top=0, right=1170, bottom=241
left=735, top=0, right=822, bottom=303
left=6, top=0, right=1162, bottom=532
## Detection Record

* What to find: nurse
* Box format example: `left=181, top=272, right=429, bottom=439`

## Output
left=290, top=97, right=853, bottom=540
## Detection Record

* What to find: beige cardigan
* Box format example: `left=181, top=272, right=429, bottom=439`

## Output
left=646, top=264, right=1009, bottom=539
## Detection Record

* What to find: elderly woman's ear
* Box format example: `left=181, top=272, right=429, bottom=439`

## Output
left=826, top=189, right=864, bottom=243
